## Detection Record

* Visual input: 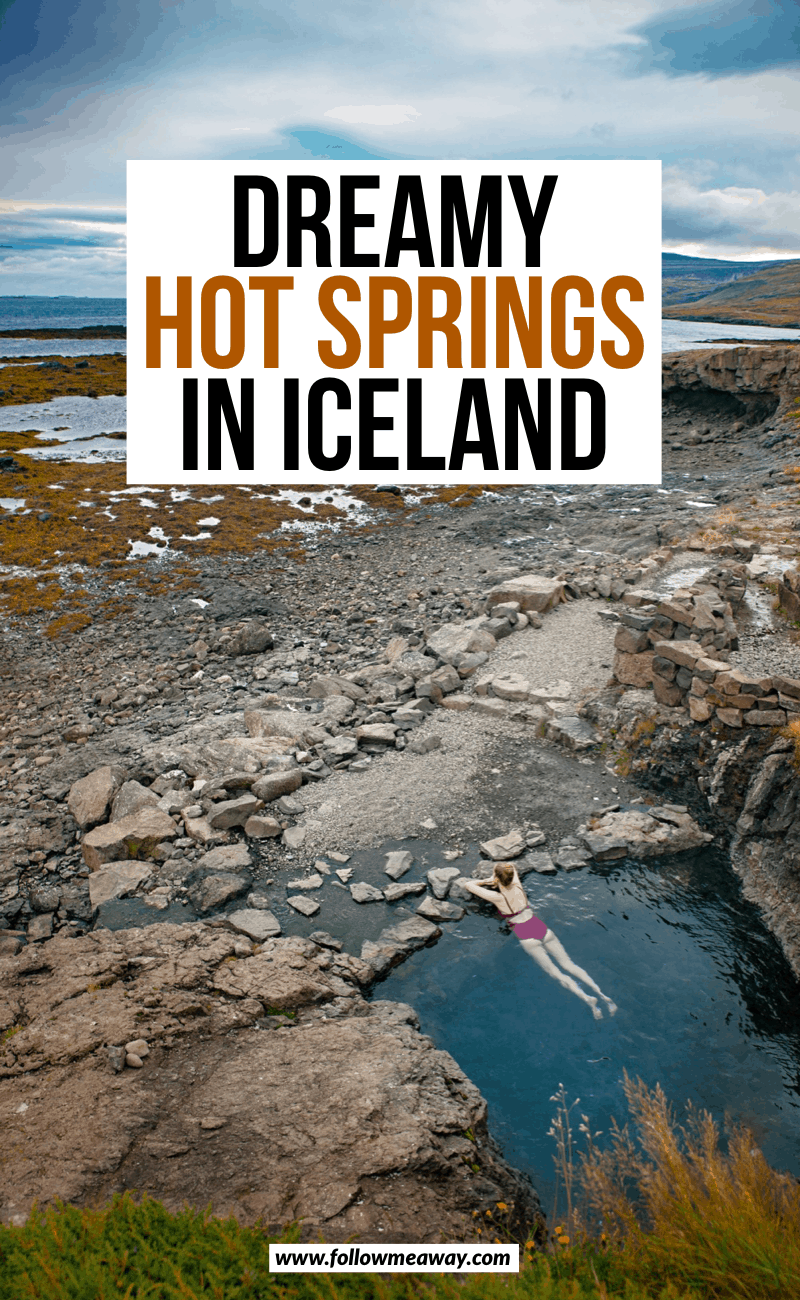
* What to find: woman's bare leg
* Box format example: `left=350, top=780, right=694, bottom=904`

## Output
left=518, top=937, right=603, bottom=1019
left=543, top=931, right=617, bottom=1014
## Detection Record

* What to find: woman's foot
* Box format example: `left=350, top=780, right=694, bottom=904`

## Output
left=603, top=998, right=618, bottom=1016
left=588, top=997, right=603, bottom=1021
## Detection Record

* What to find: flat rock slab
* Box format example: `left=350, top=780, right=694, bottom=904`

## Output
left=287, top=895, right=321, bottom=917
left=244, top=815, right=282, bottom=839
left=587, top=806, right=713, bottom=858
left=212, top=936, right=337, bottom=1005
left=190, top=873, right=250, bottom=914
left=517, top=852, right=557, bottom=876
left=88, top=862, right=153, bottom=910
left=308, top=931, right=343, bottom=951
left=208, top=795, right=262, bottom=830
left=82, top=808, right=178, bottom=871
left=554, top=847, right=592, bottom=871
left=546, top=716, right=599, bottom=751
left=350, top=881, right=385, bottom=904
left=528, top=679, right=572, bottom=704
left=244, top=709, right=321, bottom=746
left=198, top=844, right=252, bottom=872
left=283, top=827, right=307, bottom=849
left=0, top=924, right=540, bottom=1234
left=227, top=909, right=282, bottom=942
left=308, top=674, right=366, bottom=701
left=416, top=897, right=465, bottom=922
left=355, top=724, right=397, bottom=745
left=384, top=850, right=414, bottom=880
left=489, top=673, right=531, bottom=702
left=321, top=736, right=359, bottom=760
left=479, top=831, right=526, bottom=861
left=361, top=916, right=442, bottom=974
left=287, top=874, right=324, bottom=891
left=383, top=881, right=427, bottom=903
left=583, top=836, right=629, bottom=862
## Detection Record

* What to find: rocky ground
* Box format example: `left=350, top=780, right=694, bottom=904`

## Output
left=2, top=343, right=800, bottom=1235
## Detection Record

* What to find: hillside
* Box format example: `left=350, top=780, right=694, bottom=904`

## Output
left=663, top=256, right=800, bottom=328
left=661, top=252, right=797, bottom=307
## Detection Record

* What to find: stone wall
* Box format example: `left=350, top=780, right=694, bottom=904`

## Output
left=613, top=566, right=745, bottom=687
left=611, top=564, right=800, bottom=729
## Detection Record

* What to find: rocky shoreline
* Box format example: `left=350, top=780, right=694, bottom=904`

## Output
left=2, top=342, right=800, bottom=1233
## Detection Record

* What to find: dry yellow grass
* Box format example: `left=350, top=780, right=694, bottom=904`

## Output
left=578, top=1073, right=800, bottom=1298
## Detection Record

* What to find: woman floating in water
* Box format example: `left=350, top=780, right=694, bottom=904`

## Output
left=462, top=862, right=617, bottom=1021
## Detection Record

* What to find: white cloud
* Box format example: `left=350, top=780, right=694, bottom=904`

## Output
left=0, top=246, right=125, bottom=296
left=1, top=0, right=800, bottom=275
left=663, top=167, right=800, bottom=254
left=324, top=104, right=421, bottom=126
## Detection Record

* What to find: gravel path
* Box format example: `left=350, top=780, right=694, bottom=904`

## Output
left=489, top=599, right=618, bottom=703
left=297, top=603, right=618, bottom=854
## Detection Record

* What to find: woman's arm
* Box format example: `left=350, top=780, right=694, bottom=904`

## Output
left=461, top=880, right=504, bottom=904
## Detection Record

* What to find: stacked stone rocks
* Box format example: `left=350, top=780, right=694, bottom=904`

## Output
left=614, top=568, right=745, bottom=691
left=613, top=564, right=800, bottom=728
left=676, top=654, right=800, bottom=727
left=778, top=568, right=800, bottom=623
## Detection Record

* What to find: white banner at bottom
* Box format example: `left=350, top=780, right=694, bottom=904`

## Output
left=269, top=1243, right=519, bottom=1273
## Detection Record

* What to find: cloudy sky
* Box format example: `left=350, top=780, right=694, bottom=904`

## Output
left=0, top=0, right=798, bottom=295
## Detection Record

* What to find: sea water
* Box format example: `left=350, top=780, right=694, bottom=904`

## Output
left=662, top=318, right=800, bottom=351
left=0, top=296, right=125, bottom=331
left=0, top=339, right=126, bottom=359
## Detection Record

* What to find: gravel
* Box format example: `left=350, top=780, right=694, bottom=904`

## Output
left=489, top=601, right=618, bottom=702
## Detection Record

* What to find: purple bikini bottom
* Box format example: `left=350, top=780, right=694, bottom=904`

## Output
left=509, top=913, right=548, bottom=942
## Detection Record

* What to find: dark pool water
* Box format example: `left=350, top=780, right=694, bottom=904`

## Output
left=377, top=848, right=800, bottom=1211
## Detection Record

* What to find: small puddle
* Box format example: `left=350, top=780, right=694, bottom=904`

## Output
left=659, top=564, right=711, bottom=591
left=94, top=897, right=196, bottom=929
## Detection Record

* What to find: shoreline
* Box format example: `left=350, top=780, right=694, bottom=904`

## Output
left=0, top=326, right=126, bottom=339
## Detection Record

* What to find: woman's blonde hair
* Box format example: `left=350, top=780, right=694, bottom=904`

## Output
left=493, top=863, right=515, bottom=888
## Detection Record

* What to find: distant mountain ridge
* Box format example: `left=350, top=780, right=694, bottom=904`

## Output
left=662, top=253, right=800, bottom=328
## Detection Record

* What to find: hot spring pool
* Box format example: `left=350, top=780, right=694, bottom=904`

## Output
left=376, top=848, right=800, bottom=1210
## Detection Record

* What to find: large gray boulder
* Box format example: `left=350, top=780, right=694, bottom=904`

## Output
left=67, top=765, right=124, bottom=829
left=427, top=619, right=496, bottom=667
left=110, top=781, right=160, bottom=823
left=81, top=808, right=178, bottom=870
left=485, top=574, right=565, bottom=613
left=251, top=770, right=303, bottom=803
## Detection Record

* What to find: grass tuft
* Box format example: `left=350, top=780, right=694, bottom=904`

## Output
left=577, top=1073, right=800, bottom=1299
